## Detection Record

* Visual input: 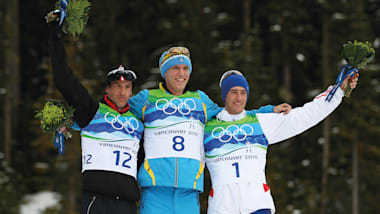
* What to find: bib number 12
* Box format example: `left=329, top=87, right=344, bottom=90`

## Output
left=113, top=150, right=131, bottom=168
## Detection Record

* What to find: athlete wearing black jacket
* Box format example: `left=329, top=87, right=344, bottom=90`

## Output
left=48, top=21, right=142, bottom=214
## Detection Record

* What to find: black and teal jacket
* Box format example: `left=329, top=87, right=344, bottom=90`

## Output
left=48, top=23, right=143, bottom=201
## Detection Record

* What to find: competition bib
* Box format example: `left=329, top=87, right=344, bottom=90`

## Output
left=204, top=113, right=269, bottom=186
left=144, top=119, right=204, bottom=161
left=81, top=137, right=140, bottom=178
left=206, top=146, right=267, bottom=186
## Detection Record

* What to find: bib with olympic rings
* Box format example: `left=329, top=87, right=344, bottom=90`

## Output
left=204, top=112, right=269, bottom=185
left=80, top=103, right=144, bottom=178
left=142, top=89, right=207, bottom=160
left=142, top=89, right=207, bottom=124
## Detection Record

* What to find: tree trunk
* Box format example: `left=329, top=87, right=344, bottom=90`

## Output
left=243, top=0, right=252, bottom=58
left=320, top=119, right=330, bottom=214
left=281, top=34, right=292, bottom=102
left=3, top=0, right=20, bottom=164
left=320, top=11, right=330, bottom=214
left=283, top=46, right=291, bottom=96
left=350, top=0, right=367, bottom=212
left=352, top=140, right=359, bottom=214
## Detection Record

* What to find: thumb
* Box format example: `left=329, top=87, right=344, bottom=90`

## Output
left=340, top=76, right=351, bottom=90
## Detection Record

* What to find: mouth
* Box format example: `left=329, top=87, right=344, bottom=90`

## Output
left=175, top=78, right=187, bottom=82
left=233, top=102, right=244, bottom=107
left=117, top=97, right=127, bottom=102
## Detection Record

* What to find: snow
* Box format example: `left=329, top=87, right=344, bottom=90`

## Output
left=20, top=191, right=62, bottom=214
left=296, top=53, right=305, bottom=62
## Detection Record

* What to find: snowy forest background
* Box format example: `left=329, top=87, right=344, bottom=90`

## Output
left=1, top=0, right=380, bottom=213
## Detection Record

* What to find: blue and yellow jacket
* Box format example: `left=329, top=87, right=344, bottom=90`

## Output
left=129, top=83, right=221, bottom=191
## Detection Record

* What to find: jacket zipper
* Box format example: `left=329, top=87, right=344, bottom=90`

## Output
left=175, top=157, right=178, bottom=187
left=87, top=196, right=96, bottom=214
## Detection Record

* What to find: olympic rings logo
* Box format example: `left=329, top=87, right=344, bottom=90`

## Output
left=155, top=98, right=196, bottom=115
left=104, top=112, right=140, bottom=133
left=211, top=124, right=254, bottom=143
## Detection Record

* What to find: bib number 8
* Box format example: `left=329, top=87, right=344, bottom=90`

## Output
left=172, top=136, right=185, bottom=151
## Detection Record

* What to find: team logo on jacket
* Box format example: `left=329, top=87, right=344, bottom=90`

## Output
left=104, top=112, right=140, bottom=133
left=211, top=124, right=254, bottom=143
left=155, top=98, right=196, bottom=115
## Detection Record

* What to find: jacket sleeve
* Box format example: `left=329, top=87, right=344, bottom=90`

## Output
left=257, top=86, right=344, bottom=145
left=129, top=89, right=149, bottom=120
left=198, top=90, right=222, bottom=121
left=48, top=23, right=98, bottom=128
left=253, top=105, right=274, bottom=113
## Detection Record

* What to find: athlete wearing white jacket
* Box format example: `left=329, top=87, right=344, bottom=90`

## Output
left=204, top=70, right=358, bottom=214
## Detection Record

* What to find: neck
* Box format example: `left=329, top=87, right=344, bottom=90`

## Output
left=104, top=95, right=129, bottom=114
left=217, top=108, right=246, bottom=122
left=162, top=82, right=185, bottom=95
left=225, top=107, right=244, bottom=115
left=170, top=90, right=183, bottom=96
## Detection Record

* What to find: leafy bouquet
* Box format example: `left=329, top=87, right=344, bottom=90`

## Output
left=35, top=100, right=75, bottom=154
left=341, top=40, right=375, bottom=97
left=45, top=0, right=91, bottom=37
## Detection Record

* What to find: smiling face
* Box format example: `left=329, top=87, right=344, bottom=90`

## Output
left=164, top=64, right=190, bottom=95
left=225, top=86, right=247, bottom=114
left=105, top=80, right=133, bottom=110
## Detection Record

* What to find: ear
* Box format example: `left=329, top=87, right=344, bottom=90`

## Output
left=105, top=86, right=110, bottom=94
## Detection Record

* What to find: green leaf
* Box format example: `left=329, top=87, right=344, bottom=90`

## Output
left=342, top=40, right=376, bottom=69
left=58, top=0, right=91, bottom=37
left=341, top=40, right=376, bottom=97
left=35, top=99, right=75, bottom=139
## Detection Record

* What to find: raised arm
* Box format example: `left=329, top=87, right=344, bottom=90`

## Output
left=257, top=86, right=343, bottom=144
left=48, top=22, right=98, bottom=128
left=258, top=74, right=358, bottom=144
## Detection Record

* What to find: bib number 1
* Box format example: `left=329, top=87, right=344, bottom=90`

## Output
left=232, top=162, right=240, bottom=178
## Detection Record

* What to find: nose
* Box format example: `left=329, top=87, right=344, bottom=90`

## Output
left=178, top=68, right=185, bottom=75
left=120, top=87, right=128, bottom=95
left=236, top=92, right=245, bottom=101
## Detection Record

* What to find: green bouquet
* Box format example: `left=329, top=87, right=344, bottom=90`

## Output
left=341, top=40, right=375, bottom=96
left=35, top=99, right=75, bottom=141
left=46, top=0, right=91, bottom=37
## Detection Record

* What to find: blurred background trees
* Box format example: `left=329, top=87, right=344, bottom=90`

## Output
left=1, top=0, right=380, bottom=213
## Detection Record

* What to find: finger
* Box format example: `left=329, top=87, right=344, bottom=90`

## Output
left=340, top=75, right=351, bottom=89
left=280, top=104, right=291, bottom=114
left=349, top=73, right=359, bottom=88
left=284, top=106, right=291, bottom=114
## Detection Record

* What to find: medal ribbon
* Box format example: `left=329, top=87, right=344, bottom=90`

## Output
left=59, top=0, right=68, bottom=26
left=325, top=64, right=358, bottom=102
left=54, top=131, right=65, bottom=155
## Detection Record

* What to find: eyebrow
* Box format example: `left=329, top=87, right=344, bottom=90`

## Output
left=230, top=89, right=246, bottom=93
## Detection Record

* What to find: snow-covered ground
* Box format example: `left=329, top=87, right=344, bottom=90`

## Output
left=20, top=191, right=62, bottom=214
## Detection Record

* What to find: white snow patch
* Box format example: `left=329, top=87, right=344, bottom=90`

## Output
left=373, top=38, right=380, bottom=48
left=296, top=53, right=305, bottom=62
left=20, top=191, right=62, bottom=214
